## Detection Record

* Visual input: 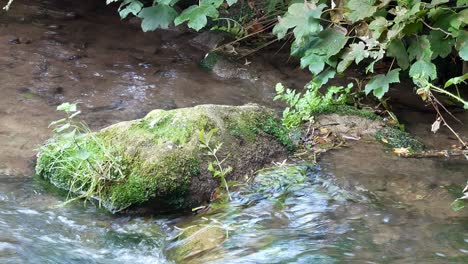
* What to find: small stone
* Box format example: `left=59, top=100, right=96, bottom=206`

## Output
left=8, top=38, right=20, bottom=44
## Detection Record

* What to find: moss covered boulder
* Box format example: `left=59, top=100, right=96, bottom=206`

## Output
left=36, top=104, right=291, bottom=213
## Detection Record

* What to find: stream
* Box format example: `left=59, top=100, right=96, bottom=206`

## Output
left=1, top=0, right=468, bottom=263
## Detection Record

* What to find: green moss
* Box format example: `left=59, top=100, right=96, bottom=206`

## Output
left=200, top=52, right=222, bottom=70
left=259, top=117, right=295, bottom=151
left=375, top=127, right=425, bottom=151
left=226, top=112, right=295, bottom=151
left=311, top=104, right=380, bottom=120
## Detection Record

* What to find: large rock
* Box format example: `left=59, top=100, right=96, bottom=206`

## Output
left=36, top=104, right=291, bottom=213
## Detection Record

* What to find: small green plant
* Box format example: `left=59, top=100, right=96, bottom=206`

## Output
left=36, top=103, right=125, bottom=207
left=274, top=82, right=353, bottom=129
left=198, top=128, right=233, bottom=200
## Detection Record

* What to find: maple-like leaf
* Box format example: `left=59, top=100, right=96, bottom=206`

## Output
left=365, top=69, right=401, bottom=99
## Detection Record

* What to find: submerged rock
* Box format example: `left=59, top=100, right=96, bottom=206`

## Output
left=36, top=104, right=291, bottom=213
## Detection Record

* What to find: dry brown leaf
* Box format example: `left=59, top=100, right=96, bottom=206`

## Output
left=431, top=117, right=441, bottom=134
left=393, top=147, right=410, bottom=155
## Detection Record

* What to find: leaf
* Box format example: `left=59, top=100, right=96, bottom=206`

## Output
left=431, top=117, right=441, bottom=133
left=300, top=27, right=348, bottom=75
left=387, top=39, right=409, bottom=70
left=138, top=4, right=177, bottom=31
left=48, top=118, right=67, bottom=128
left=431, top=0, right=449, bottom=5
left=55, top=123, right=71, bottom=133
left=408, top=36, right=432, bottom=61
left=393, top=147, right=410, bottom=155
left=226, top=0, right=238, bottom=6
left=368, top=16, right=389, bottom=39
left=174, top=4, right=219, bottom=31
left=445, top=73, right=468, bottom=88
left=455, top=30, right=468, bottom=60
left=451, top=199, right=466, bottom=211
left=57, top=102, right=77, bottom=113
left=365, top=69, right=401, bottom=99
left=312, top=68, right=336, bottom=87
left=76, top=149, right=91, bottom=161
left=119, top=0, right=143, bottom=19
left=300, top=53, right=325, bottom=75
left=428, top=30, right=454, bottom=59
left=337, top=42, right=369, bottom=73
left=346, top=0, right=377, bottom=22
left=272, top=3, right=325, bottom=41
left=275, top=83, right=285, bottom=94
left=433, top=13, right=463, bottom=35
left=409, top=60, right=437, bottom=81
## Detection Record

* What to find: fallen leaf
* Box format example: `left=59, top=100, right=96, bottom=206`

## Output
left=393, top=147, right=410, bottom=155
left=431, top=117, right=441, bottom=133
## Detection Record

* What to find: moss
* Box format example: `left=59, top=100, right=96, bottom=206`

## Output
left=375, top=127, right=425, bottom=151
left=226, top=112, right=295, bottom=151
left=200, top=51, right=222, bottom=70
left=104, top=153, right=201, bottom=212
left=259, top=117, right=295, bottom=152
left=311, top=104, right=380, bottom=120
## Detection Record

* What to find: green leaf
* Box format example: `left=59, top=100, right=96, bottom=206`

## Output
left=138, top=5, right=177, bottom=31
left=76, top=149, right=91, bottom=161
left=445, top=73, right=468, bottom=88
left=457, top=0, right=468, bottom=6
left=387, top=39, right=409, bottom=70
left=119, top=0, right=143, bottom=19
left=408, top=36, right=432, bottom=61
left=337, top=42, right=369, bottom=73
left=368, top=16, right=389, bottom=39
left=428, top=30, right=454, bottom=59
left=409, top=60, right=437, bottom=81
left=55, top=123, right=71, bottom=133
left=365, top=69, right=401, bottom=99
left=433, top=13, right=463, bottom=35
left=451, top=199, right=466, bottom=211
left=300, top=27, right=348, bottom=75
left=272, top=3, right=325, bottom=41
left=312, top=68, right=336, bottom=87
left=57, top=102, right=77, bottom=113
left=346, top=0, right=377, bottom=22
left=48, top=118, right=67, bottom=127
left=456, top=30, right=468, bottom=60
left=174, top=4, right=219, bottom=31
left=431, top=0, right=449, bottom=5
left=226, top=0, right=238, bottom=6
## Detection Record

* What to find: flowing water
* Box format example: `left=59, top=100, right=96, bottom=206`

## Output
left=1, top=0, right=468, bottom=263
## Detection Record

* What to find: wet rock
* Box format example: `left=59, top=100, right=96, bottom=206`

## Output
left=315, top=114, right=385, bottom=139
left=36, top=104, right=291, bottom=213
left=167, top=224, right=226, bottom=262
left=191, top=31, right=229, bottom=50
left=201, top=52, right=257, bottom=80
left=8, top=37, right=20, bottom=44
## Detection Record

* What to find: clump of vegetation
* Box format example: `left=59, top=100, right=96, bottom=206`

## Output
left=274, top=82, right=366, bottom=129
left=375, top=127, right=425, bottom=151
left=199, top=128, right=233, bottom=200
left=36, top=103, right=126, bottom=207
